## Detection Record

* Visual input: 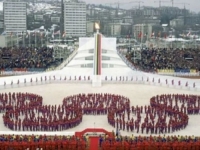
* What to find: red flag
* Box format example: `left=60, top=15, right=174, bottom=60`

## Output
left=164, top=33, right=167, bottom=39
left=138, top=31, right=142, bottom=38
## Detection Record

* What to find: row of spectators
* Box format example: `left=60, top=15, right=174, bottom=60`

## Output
left=0, top=47, right=59, bottom=69
left=100, top=134, right=200, bottom=149
left=0, top=134, right=88, bottom=150
left=126, top=48, right=200, bottom=72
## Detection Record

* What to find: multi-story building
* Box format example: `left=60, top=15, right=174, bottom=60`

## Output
left=170, top=18, right=184, bottom=27
left=86, top=21, right=94, bottom=36
left=109, top=23, right=121, bottom=37
left=133, top=24, right=152, bottom=42
left=3, top=1, right=27, bottom=33
left=64, top=0, right=86, bottom=37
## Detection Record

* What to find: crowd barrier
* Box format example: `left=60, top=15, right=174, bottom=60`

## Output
left=0, top=68, right=46, bottom=76
left=157, top=69, right=199, bottom=76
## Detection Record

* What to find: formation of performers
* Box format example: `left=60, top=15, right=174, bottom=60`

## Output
left=108, top=94, right=200, bottom=134
left=1, top=92, right=200, bottom=135
left=0, top=134, right=87, bottom=150
left=100, top=134, right=200, bottom=150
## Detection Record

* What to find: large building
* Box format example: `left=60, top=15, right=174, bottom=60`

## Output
left=64, top=0, right=86, bottom=37
left=133, top=24, right=152, bottom=42
left=3, top=1, right=27, bottom=33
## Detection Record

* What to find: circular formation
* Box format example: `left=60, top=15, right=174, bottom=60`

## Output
left=1, top=92, right=200, bottom=134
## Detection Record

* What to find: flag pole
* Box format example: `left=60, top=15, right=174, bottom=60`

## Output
left=29, top=32, right=31, bottom=47
left=47, top=31, right=48, bottom=46
left=40, top=34, right=43, bottom=45
left=17, top=32, right=19, bottom=48
left=10, top=33, right=12, bottom=47
left=23, top=31, right=25, bottom=47
left=35, top=31, right=36, bottom=47
left=59, top=31, right=61, bottom=45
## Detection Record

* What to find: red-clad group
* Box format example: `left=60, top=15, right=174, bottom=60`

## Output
left=108, top=94, right=200, bottom=134
left=100, top=134, right=200, bottom=150
left=0, top=134, right=87, bottom=150
left=0, top=92, right=200, bottom=136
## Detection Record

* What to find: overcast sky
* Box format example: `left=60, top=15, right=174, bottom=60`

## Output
left=82, top=0, right=199, bottom=13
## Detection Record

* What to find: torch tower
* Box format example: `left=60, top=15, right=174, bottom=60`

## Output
left=92, top=23, right=102, bottom=87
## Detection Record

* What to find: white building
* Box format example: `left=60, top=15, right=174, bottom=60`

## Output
left=133, top=24, right=152, bottom=42
left=86, top=21, right=94, bottom=35
left=3, top=1, right=27, bottom=33
left=170, top=18, right=184, bottom=27
left=64, top=0, right=86, bottom=37
left=109, top=23, right=121, bottom=37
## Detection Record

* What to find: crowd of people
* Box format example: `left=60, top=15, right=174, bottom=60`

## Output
left=2, top=92, right=82, bottom=131
left=107, top=94, right=200, bottom=134
left=1, top=92, right=200, bottom=135
left=0, top=134, right=87, bottom=150
left=0, top=47, right=57, bottom=70
left=126, top=48, right=200, bottom=72
left=99, top=134, right=200, bottom=150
